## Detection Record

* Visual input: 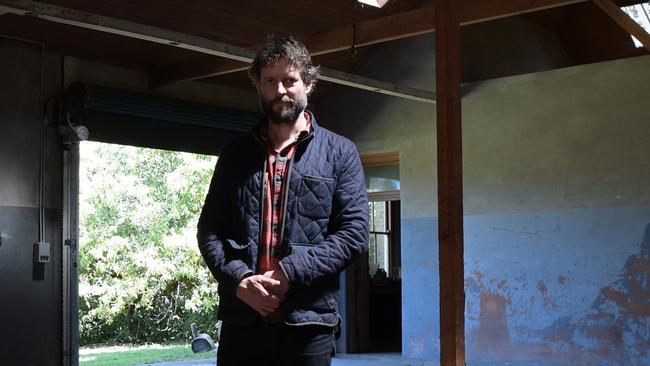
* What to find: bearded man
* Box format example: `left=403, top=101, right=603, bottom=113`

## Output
left=197, top=36, right=369, bottom=366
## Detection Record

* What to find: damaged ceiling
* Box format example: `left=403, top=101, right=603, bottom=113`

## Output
left=0, top=0, right=647, bottom=102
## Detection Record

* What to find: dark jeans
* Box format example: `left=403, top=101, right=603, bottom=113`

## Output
left=217, top=319, right=335, bottom=366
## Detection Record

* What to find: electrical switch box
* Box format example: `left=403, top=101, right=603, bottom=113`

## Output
left=34, top=241, right=51, bottom=263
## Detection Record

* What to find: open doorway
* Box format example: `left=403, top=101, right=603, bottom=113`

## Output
left=367, top=199, right=401, bottom=352
left=77, top=141, right=220, bottom=364
left=344, top=152, right=402, bottom=354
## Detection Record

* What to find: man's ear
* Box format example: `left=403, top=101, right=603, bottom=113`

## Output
left=305, top=81, right=314, bottom=95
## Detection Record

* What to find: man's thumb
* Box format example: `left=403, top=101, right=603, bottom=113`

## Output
left=261, top=276, right=281, bottom=287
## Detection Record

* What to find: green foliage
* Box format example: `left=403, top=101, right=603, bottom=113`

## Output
left=79, top=142, right=219, bottom=345
left=79, top=343, right=214, bottom=366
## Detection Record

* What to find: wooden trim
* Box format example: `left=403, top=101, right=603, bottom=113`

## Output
left=149, top=57, right=248, bottom=86
left=0, top=0, right=435, bottom=104
left=150, top=61, right=436, bottom=103
left=435, top=0, right=465, bottom=365
left=319, top=69, right=436, bottom=104
left=593, top=0, right=650, bottom=52
left=368, top=190, right=400, bottom=202
left=360, top=151, right=400, bottom=169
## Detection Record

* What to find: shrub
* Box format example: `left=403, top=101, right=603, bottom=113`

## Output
left=79, top=142, right=220, bottom=345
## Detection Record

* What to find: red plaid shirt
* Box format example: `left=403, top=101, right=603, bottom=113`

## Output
left=258, top=121, right=311, bottom=274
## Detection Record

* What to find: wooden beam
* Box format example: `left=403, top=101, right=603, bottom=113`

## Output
left=0, top=0, right=256, bottom=60
left=593, top=0, right=650, bottom=52
left=360, top=151, right=400, bottom=168
left=0, top=0, right=435, bottom=103
left=459, top=0, right=587, bottom=25
left=151, top=0, right=588, bottom=87
left=319, top=69, right=435, bottom=104
left=148, top=7, right=435, bottom=88
left=150, top=57, right=249, bottom=87
left=435, top=0, right=465, bottom=365
left=367, top=190, right=401, bottom=202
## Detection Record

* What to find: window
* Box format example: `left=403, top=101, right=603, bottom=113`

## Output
left=362, top=152, right=400, bottom=280
left=369, top=200, right=391, bottom=278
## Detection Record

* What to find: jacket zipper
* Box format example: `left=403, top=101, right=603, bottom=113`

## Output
left=253, top=123, right=335, bottom=327
left=278, top=131, right=314, bottom=253
left=251, top=129, right=267, bottom=271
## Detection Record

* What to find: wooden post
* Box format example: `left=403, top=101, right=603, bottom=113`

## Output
left=435, top=0, right=465, bottom=365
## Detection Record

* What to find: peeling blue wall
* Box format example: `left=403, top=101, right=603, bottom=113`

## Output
left=318, top=21, right=650, bottom=365
left=402, top=217, right=439, bottom=359
left=465, top=207, right=650, bottom=365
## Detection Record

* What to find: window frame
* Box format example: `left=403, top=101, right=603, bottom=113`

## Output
left=361, top=151, right=400, bottom=279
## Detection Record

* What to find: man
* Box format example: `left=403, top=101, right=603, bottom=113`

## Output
left=197, top=36, right=369, bottom=366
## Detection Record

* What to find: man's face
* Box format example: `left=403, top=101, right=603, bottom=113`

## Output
left=257, top=58, right=312, bottom=124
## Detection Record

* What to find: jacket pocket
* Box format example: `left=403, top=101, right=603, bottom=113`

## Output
left=224, top=239, right=252, bottom=265
left=298, top=175, right=334, bottom=219
left=287, top=241, right=313, bottom=255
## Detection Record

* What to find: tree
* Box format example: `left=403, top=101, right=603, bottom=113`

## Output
left=78, top=141, right=220, bottom=345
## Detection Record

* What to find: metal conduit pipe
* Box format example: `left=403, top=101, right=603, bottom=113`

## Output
left=0, top=34, right=46, bottom=243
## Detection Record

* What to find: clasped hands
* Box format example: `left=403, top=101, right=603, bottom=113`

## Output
left=235, top=269, right=290, bottom=316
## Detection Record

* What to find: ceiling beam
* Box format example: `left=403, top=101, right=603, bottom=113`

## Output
left=149, top=5, right=436, bottom=87
left=0, top=0, right=435, bottom=103
left=320, top=68, right=435, bottom=103
left=0, top=0, right=257, bottom=61
left=150, top=0, right=589, bottom=87
left=592, top=0, right=650, bottom=52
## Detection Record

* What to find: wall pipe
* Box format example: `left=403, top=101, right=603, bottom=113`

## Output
left=0, top=34, right=46, bottom=244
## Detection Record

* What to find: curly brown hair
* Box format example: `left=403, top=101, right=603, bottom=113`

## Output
left=248, top=35, right=320, bottom=95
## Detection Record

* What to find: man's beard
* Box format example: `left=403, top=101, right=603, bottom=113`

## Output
left=260, top=94, right=308, bottom=124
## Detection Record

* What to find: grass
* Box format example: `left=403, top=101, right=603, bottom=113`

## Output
left=79, top=343, right=216, bottom=366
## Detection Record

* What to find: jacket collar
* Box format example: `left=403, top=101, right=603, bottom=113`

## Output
left=251, top=110, right=318, bottom=144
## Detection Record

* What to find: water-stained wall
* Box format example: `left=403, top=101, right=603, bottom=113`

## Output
left=461, top=52, right=650, bottom=365
left=0, top=38, right=64, bottom=365
left=318, top=19, right=650, bottom=365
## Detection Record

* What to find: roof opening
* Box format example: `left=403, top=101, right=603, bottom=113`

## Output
left=358, top=0, right=390, bottom=8
left=621, top=3, right=650, bottom=48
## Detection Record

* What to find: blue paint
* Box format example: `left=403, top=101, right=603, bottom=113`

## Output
left=464, top=205, right=650, bottom=365
left=401, top=216, right=440, bottom=360
left=397, top=206, right=650, bottom=365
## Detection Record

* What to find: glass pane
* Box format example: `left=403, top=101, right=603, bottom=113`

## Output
left=368, top=234, right=377, bottom=275
left=365, top=165, right=400, bottom=192
left=368, top=201, right=388, bottom=233
left=368, top=202, right=375, bottom=231
left=375, top=202, right=386, bottom=232
left=376, top=234, right=389, bottom=274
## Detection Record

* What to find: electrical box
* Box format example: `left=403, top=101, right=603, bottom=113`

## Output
left=34, top=241, right=51, bottom=263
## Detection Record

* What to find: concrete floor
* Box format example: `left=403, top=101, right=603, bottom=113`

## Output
left=137, top=353, right=564, bottom=366
left=138, top=352, right=437, bottom=366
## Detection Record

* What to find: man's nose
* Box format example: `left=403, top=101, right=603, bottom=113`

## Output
left=275, top=82, right=287, bottom=95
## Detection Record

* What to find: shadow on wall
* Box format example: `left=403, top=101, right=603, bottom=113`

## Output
left=466, top=223, right=650, bottom=365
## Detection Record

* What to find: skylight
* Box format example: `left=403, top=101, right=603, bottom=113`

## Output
left=358, top=0, right=390, bottom=8
left=621, top=3, right=650, bottom=48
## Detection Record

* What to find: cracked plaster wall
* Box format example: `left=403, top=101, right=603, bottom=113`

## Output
left=318, top=26, right=650, bottom=365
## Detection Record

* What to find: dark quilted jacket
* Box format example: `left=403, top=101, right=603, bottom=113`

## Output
left=197, top=114, right=369, bottom=327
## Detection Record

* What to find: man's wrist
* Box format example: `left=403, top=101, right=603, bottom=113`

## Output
left=235, top=271, right=253, bottom=296
left=278, top=263, right=290, bottom=285
left=238, top=271, right=253, bottom=283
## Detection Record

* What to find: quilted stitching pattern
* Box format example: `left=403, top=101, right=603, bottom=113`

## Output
left=198, top=116, right=368, bottom=326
